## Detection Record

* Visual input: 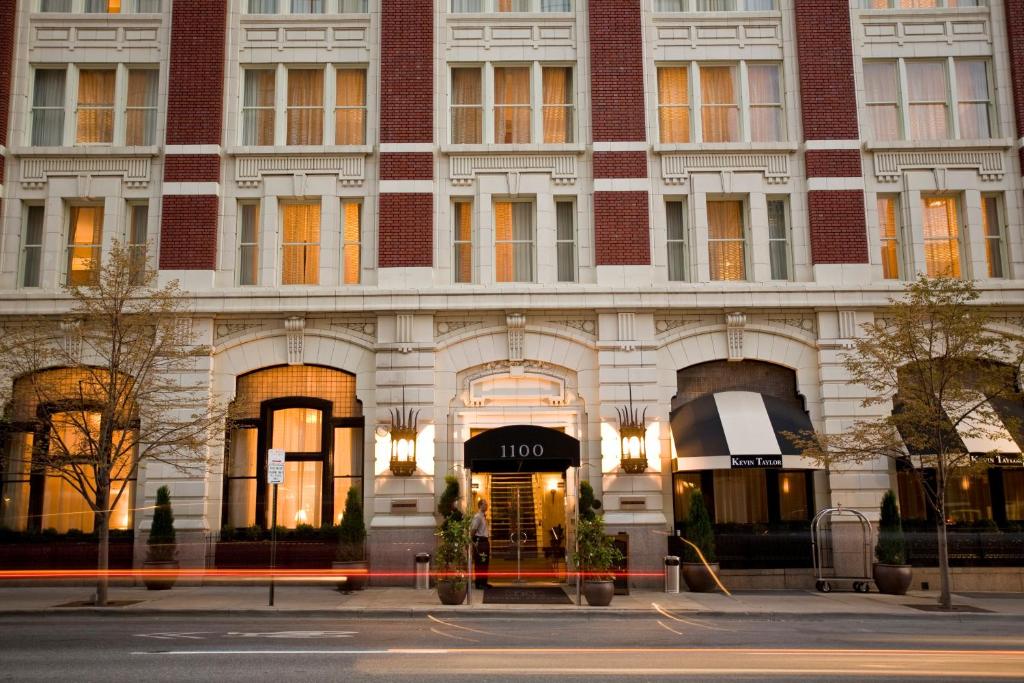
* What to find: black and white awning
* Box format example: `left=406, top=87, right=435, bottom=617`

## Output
left=940, top=393, right=1022, bottom=464
left=670, top=391, right=818, bottom=471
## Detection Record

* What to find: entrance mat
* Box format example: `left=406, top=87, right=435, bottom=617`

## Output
left=903, top=603, right=992, bottom=613
left=482, top=586, right=572, bottom=605
left=54, top=600, right=143, bottom=608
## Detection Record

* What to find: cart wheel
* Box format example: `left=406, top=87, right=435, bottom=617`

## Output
left=817, top=580, right=831, bottom=593
left=852, top=582, right=863, bottom=592
left=856, top=582, right=870, bottom=593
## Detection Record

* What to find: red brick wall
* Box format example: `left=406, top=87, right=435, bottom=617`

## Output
left=588, top=0, right=646, bottom=143
left=794, top=0, right=859, bottom=141
left=164, top=155, right=221, bottom=183
left=159, top=195, right=219, bottom=270
left=593, top=151, right=648, bottom=179
left=807, top=191, right=868, bottom=264
left=0, top=0, right=15, bottom=185
left=165, top=1, right=227, bottom=146
left=379, top=193, right=433, bottom=268
left=380, top=153, right=433, bottom=181
left=1005, top=0, right=1024, bottom=173
left=805, top=149, right=862, bottom=178
left=380, top=0, right=433, bottom=144
left=594, top=191, right=650, bottom=266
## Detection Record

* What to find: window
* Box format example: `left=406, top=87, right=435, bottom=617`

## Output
left=31, top=70, right=66, bottom=146
left=76, top=69, right=115, bottom=144
left=21, top=206, right=45, bottom=288
left=66, top=206, right=103, bottom=286
left=242, top=69, right=275, bottom=146
left=542, top=67, right=573, bottom=143
left=127, top=203, right=148, bottom=284
left=714, top=469, right=768, bottom=524
left=778, top=471, right=809, bottom=521
left=981, top=195, right=1007, bottom=279
left=494, top=201, right=534, bottom=282
left=125, top=69, right=158, bottom=145
left=666, top=200, right=688, bottom=281
left=656, top=0, right=777, bottom=9
left=922, top=196, right=961, bottom=278
left=878, top=195, right=903, bottom=280
left=341, top=200, right=361, bottom=285
left=287, top=69, right=323, bottom=146
left=945, top=472, right=992, bottom=525
left=863, top=58, right=994, bottom=141
left=864, top=1, right=983, bottom=8
left=335, top=69, right=366, bottom=145
left=656, top=62, right=784, bottom=144
left=450, top=0, right=572, bottom=11
left=767, top=198, right=790, bottom=280
left=244, top=0, right=367, bottom=12
left=494, top=66, right=530, bottom=144
left=272, top=407, right=323, bottom=527
left=555, top=200, right=576, bottom=282
left=453, top=200, right=473, bottom=283
left=707, top=200, right=746, bottom=281
left=281, top=203, right=320, bottom=285
left=238, top=203, right=260, bottom=286
left=451, top=68, right=483, bottom=144
left=41, top=0, right=161, bottom=12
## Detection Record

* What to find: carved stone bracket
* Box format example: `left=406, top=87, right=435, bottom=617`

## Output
left=59, top=319, right=82, bottom=362
left=449, top=155, right=578, bottom=187
left=506, top=313, right=526, bottom=362
left=837, top=310, right=858, bottom=349
left=285, top=317, right=305, bottom=365
left=235, top=154, right=365, bottom=189
left=396, top=314, right=414, bottom=354
left=617, top=312, right=637, bottom=352
left=661, top=152, right=791, bottom=186
left=726, top=312, right=746, bottom=361
left=872, top=149, right=1004, bottom=183
left=21, top=156, right=152, bottom=190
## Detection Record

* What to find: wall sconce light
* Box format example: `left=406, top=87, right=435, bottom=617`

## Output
left=616, top=383, right=648, bottom=474
left=389, top=388, right=419, bottom=477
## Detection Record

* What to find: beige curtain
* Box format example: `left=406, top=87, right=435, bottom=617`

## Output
left=227, top=428, right=257, bottom=528
left=287, top=69, right=324, bottom=146
left=494, top=67, right=531, bottom=144
left=542, top=67, right=572, bottom=143
left=713, top=470, right=768, bottom=524
left=495, top=202, right=534, bottom=282
left=956, top=60, right=990, bottom=139
left=707, top=200, right=745, bottom=281
left=658, top=66, right=689, bottom=143
left=273, top=408, right=322, bottom=452
left=700, top=66, right=738, bottom=143
left=907, top=61, right=949, bottom=140
left=243, top=70, right=276, bottom=146
left=276, top=461, right=322, bottom=527
left=982, top=196, right=1004, bottom=278
left=32, top=70, right=66, bottom=146
left=877, top=197, right=900, bottom=279
left=336, top=69, right=366, bottom=145
left=282, top=204, right=320, bottom=285
left=922, top=197, right=960, bottom=277
left=451, top=68, right=482, bottom=144
left=748, top=64, right=782, bottom=142
left=125, top=69, right=157, bottom=146
left=76, top=69, right=115, bottom=144
left=454, top=201, right=473, bottom=283
left=342, top=201, right=361, bottom=285
left=864, top=61, right=900, bottom=140
left=67, top=206, right=103, bottom=285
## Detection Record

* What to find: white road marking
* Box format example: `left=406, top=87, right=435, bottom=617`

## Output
left=651, top=603, right=732, bottom=632
left=225, top=631, right=357, bottom=639
left=656, top=620, right=685, bottom=636
left=132, top=649, right=448, bottom=656
left=134, top=632, right=210, bottom=640
left=429, top=626, right=479, bottom=643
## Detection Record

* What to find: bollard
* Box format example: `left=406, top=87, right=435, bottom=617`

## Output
left=664, top=555, right=680, bottom=594
left=415, top=552, right=431, bottom=590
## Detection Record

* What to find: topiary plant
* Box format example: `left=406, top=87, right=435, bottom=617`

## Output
left=434, top=516, right=471, bottom=587
left=572, top=515, right=622, bottom=580
left=336, top=487, right=366, bottom=562
left=146, top=485, right=176, bottom=563
left=579, top=480, right=602, bottom=521
left=437, top=474, right=464, bottom=526
left=683, top=490, right=716, bottom=564
left=875, top=489, right=907, bottom=565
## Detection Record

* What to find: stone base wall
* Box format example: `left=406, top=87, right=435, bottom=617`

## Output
left=367, top=526, right=436, bottom=587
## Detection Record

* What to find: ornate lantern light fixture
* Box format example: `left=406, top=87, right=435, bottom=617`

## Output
left=389, top=388, right=419, bottom=477
left=616, top=384, right=648, bottom=474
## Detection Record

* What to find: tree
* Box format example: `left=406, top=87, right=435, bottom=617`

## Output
left=146, top=485, right=176, bottom=563
left=0, top=243, right=229, bottom=606
left=682, top=491, right=716, bottom=564
left=875, top=490, right=906, bottom=566
left=789, top=276, right=1023, bottom=609
left=336, top=487, right=366, bottom=562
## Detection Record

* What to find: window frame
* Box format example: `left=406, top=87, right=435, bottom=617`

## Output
left=980, top=193, right=1008, bottom=280
left=65, top=203, right=105, bottom=287
left=554, top=197, right=577, bottom=283
left=126, top=201, right=150, bottom=285
left=20, top=204, right=46, bottom=289
left=238, top=201, right=261, bottom=287
left=280, top=201, right=322, bottom=286
left=666, top=199, right=689, bottom=282
left=706, top=197, right=750, bottom=282
left=493, top=198, right=537, bottom=283
left=766, top=196, right=791, bottom=282
left=453, top=198, right=475, bottom=284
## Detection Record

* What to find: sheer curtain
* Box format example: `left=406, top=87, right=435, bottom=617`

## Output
left=32, top=70, right=66, bottom=146
left=76, top=69, right=115, bottom=144
left=877, top=196, right=901, bottom=279
left=454, top=201, right=473, bottom=283
left=494, top=202, right=534, bottom=282
left=555, top=201, right=575, bottom=282
left=922, top=196, right=961, bottom=277
left=226, top=428, right=257, bottom=527
left=282, top=204, right=321, bottom=285
left=748, top=64, right=782, bottom=142
left=658, top=66, right=689, bottom=143
left=22, top=207, right=45, bottom=288
left=542, top=67, right=572, bottom=143
left=864, top=61, right=900, bottom=140
left=335, top=69, right=366, bottom=145
left=239, top=203, right=260, bottom=286
left=907, top=61, right=949, bottom=140
left=125, top=69, right=157, bottom=145
left=243, top=70, right=276, bottom=146
left=342, top=201, right=361, bottom=285
left=541, top=0, right=571, bottom=10
left=40, top=0, right=72, bottom=10
left=451, top=68, right=482, bottom=143
left=981, top=196, right=1004, bottom=278
left=67, top=206, right=103, bottom=285
left=700, top=66, right=738, bottom=142
left=713, top=470, right=768, bottom=524
left=287, top=69, right=323, bottom=145
left=767, top=199, right=788, bottom=280
left=707, top=200, right=745, bottom=281
left=451, top=0, right=483, bottom=11
left=248, top=0, right=278, bottom=12
left=956, top=60, right=991, bottom=139
left=84, top=0, right=119, bottom=12
left=494, top=67, right=531, bottom=143
left=497, top=0, right=531, bottom=10
left=133, top=0, right=161, bottom=12
left=290, top=0, right=324, bottom=12
left=666, top=200, right=687, bottom=281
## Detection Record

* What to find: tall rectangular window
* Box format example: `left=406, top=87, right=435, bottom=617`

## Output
left=341, top=200, right=361, bottom=285
left=248, top=0, right=277, bottom=13
left=239, top=203, right=260, bottom=286
left=125, top=69, right=158, bottom=145
left=453, top=200, right=473, bottom=283
left=956, top=60, right=992, bottom=140
left=335, top=69, right=366, bottom=145
left=31, top=70, right=66, bottom=146
left=864, top=61, right=900, bottom=141
left=127, top=203, right=148, bottom=284
left=707, top=200, right=746, bottom=281
left=287, top=69, right=324, bottom=146
left=494, top=201, right=534, bottom=282
left=451, top=68, right=482, bottom=144
left=242, top=70, right=276, bottom=145
left=907, top=61, right=949, bottom=141
left=658, top=66, right=690, bottom=143
left=922, top=196, right=961, bottom=278
left=878, top=195, right=902, bottom=280
left=21, top=206, right=45, bottom=288
left=290, top=0, right=323, bottom=11
left=67, top=206, right=103, bottom=286
left=555, top=200, right=576, bottom=282
left=542, top=67, right=573, bottom=144
left=748, top=64, right=783, bottom=142
left=84, top=0, right=121, bottom=11
left=76, top=69, right=116, bottom=144
left=282, top=203, right=320, bottom=285
left=494, top=67, right=531, bottom=144
left=767, top=198, right=790, bottom=280
left=700, top=65, right=739, bottom=143
left=666, top=200, right=688, bottom=282
left=981, top=195, right=1006, bottom=279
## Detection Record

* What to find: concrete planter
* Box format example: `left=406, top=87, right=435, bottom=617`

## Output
left=332, top=560, right=368, bottom=592
left=582, top=579, right=615, bottom=606
left=436, top=579, right=468, bottom=605
left=141, top=560, right=179, bottom=591
left=873, top=563, right=912, bottom=595
left=682, top=562, right=720, bottom=592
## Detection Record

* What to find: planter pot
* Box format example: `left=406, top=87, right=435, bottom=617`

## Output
left=872, top=563, right=912, bottom=595
left=332, top=560, right=369, bottom=592
left=582, top=579, right=615, bottom=606
left=682, top=562, right=720, bottom=592
left=142, top=560, right=179, bottom=591
left=436, top=579, right=468, bottom=605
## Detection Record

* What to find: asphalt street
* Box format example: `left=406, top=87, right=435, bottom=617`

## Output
left=1, top=612, right=1022, bottom=682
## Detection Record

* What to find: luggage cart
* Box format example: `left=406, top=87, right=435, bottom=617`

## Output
left=811, top=506, right=873, bottom=593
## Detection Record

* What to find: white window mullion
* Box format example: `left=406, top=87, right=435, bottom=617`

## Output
left=275, top=63, right=287, bottom=146
left=324, top=63, right=337, bottom=145
left=483, top=62, right=495, bottom=144
left=738, top=60, right=750, bottom=143
left=64, top=65, right=79, bottom=147
left=531, top=61, right=542, bottom=145
left=896, top=58, right=911, bottom=142
left=947, top=56, right=961, bottom=140
left=112, top=63, right=128, bottom=146
left=690, top=62, right=702, bottom=143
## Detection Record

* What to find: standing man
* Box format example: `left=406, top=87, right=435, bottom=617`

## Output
left=470, top=498, right=491, bottom=589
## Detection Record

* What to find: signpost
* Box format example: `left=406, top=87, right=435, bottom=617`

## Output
left=267, top=448, right=285, bottom=607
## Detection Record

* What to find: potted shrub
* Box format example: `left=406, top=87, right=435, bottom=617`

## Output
left=333, top=487, right=368, bottom=592
left=681, top=491, right=720, bottom=592
left=142, top=486, right=178, bottom=590
left=573, top=514, right=622, bottom=606
left=873, top=489, right=912, bottom=595
left=435, top=516, right=471, bottom=605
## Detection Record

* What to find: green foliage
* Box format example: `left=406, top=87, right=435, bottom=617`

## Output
left=579, top=480, right=602, bottom=521
left=437, top=475, right=464, bottom=524
left=682, top=491, right=716, bottom=564
left=875, top=490, right=906, bottom=565
left=336, top=487, right=366, bottom=562
left=434, top=516, right=471, bottom=586
left=146, top=485, right=176, bottom=563
left=572, top=515, right=622, bottom=579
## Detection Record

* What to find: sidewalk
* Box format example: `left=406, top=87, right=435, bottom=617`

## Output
left=1, top=584, right=1022, bottom=618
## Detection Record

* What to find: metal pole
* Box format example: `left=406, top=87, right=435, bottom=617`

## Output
left=574, top=468, right=581, bottom=606
left=466, top=467, right=472, bottom=606
left=515, top=489, right=522, bottom=584
left=269, top=483, right=278, bottom=607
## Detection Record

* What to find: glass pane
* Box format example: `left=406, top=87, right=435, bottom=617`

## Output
left=1, top=433, right=33, bottom=531
left=42, top=476, right=95, bottom=533
left=672, top=473, right=701, bottom=527
left=227, top=479, right=257, bottom=528
left=281, top=204, right=320, bottom=285
left=276, top=461, right=322, bottom=528
left=248, top=0, right=278, bottom=12
left=494, top=67, right=531, bottom=143
left=452, top=0, right=484, bottom=9
left=700, top=66, right=738, bottom=142
left=668, top=242, right=687, bottom=281
left=778, top=471, right=808, bottom=521
left=982, top=196, right=1004, bottom=278
left=897, top=470, right=928, bottom=520
left=335, top=69, right=366, bottom=145
left=666, top=201, right=685, bottom=240
left=67, top=206, right=103, bottom=286
left=878, top=197, right=900, bottom=280
left=956, top=60, right=989, bottom=101
left=229, top=428, right=258, bottom=477
left=40, top=0, right=73, bottom=10
left=958, top=102, right=990, bottom=140
left=272, top=407, right=323, bottom=452
left=658, top=67, right=690, bottom=143
left=451, top=68, right=482, bottom=144
left=239, top=204, right=259, bottom=286
left=76, top=70, right=116, bottom=144
left=32, top=70, right=66, bottom=146
left=454, top=201, right=473, bottom=283
left=23, top=206, right=45, bottom=287
left=541, top=0, right=571, bottom=9
left=945, top=472, right=992, bottom=524
left=342, top=201, right=361, bottom=285
left=333, top=478, right=362, bottom=525
left=1004, top=470, right=1024, bottom=521
left=290, top=0, right=324, bottom=12
left=556, top=201, right=574, bottom=241
left=907, top=62, right=949, bottom=140
left=125, top=70, right=158, bottom=145
left=922, top=197, right=961, bottom=278
left=542, top=67, right=572, bottom=143
left=707, top=200, right=745, bottom=281
left=713, top=469, right=768, bottom=523
left=333, top=427, right=363, bottom=477
left=243, top=70, right=276, bottom=146
left=287, top=70, right=324, bottom=145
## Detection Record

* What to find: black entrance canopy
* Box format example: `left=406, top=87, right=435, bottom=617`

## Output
left=464, top=425, right=581, bottom=473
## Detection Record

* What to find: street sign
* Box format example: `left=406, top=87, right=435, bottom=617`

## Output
left=267, top=448, right=285, bottom=484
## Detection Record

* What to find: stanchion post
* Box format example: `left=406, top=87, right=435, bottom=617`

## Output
left=269, top=483, right=278, bottom=607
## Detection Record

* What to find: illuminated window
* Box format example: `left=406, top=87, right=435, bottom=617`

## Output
left=542, top=67, right=573, bottom=143
left=66, top=206, right=103, bottom=286
left=453, top=200, right=474, bottom=284
left=21, top=205, right=45, bottom=288
left=341, top=200, right=361, bottom=285
left=877, top=195, right=903, bottom=280
left=335, top=69, right=366, bottom=146
left=76, top=69, right=116, bottom=144
left=922, top=196, right=961, bottom=278
left=287, top=69, right=324, bottom=146
left=495, top=67, right=531, bottom=144
left=981, top=195, right=1007, bottom=279
left=494, top=201, right=535, bottom=282
left=281, top=203, right=320, bottom=286
left=658, top=66, right=690, bottom=144
left=451, top=68, right=483, bottom=144
left=707, top=200, right=746, bottom=281
left=864, top=61, right=901, bottom=141
left=125, top=69, right=158, bottom=145
left=701, top=65, right=739, bottom=143
left=41, top=1, right=161, bottom=13
left=242, top=69, right=276, bottom=146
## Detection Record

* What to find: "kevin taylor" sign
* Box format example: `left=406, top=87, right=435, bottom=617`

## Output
left=730, top=456, right=783, bottom=469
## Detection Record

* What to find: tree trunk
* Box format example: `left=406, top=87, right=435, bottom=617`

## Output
left=936, top=514, right=952, bottom=610
left=95, top=484, right=110, bottom=607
